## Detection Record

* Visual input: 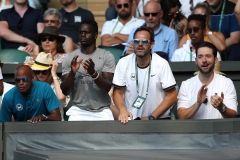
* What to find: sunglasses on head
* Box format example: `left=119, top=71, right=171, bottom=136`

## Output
left=168, top=11, right=179, bottom=17
left=144, top=12, right=158, bottom=17
left=15, top=77, right=29, bottom=83
left=133, top=39, right=150, bottom=45
left=63, top=12, right=70, bottom=23
left=187, top=27, right=201, bottom=34
left=116, top=3, right=129, bottom=9
left=40, top=37, right=56, bottom=42
left=44, top=20, right=58, bottom=23
left=33, top=70, right=50, bottom=75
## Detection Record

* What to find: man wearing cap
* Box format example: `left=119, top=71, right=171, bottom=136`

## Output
left=61, top=19, right=115, bottom=121
left=0, top=65, right=61, bottom=123
left=177, top=42, right=238, bottom=119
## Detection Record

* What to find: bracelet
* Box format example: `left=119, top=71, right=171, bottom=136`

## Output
left=90, top=70, right=97, bottom=76
left=92, top=72, right=99, bottom=80
left=53, top=77, right=59, bottom=80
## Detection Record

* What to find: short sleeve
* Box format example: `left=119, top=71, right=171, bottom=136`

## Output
left=159, top=61, right=176, bottom=90
left=101, top=21, right=112, bottom=36
left=62, top=54, right=72, bottom=75
left=0, top=9, right=8, bottom=21
left=102, top=51, right=116, bottom=73
left=112, top=59, right=126, bottom=87
left=177, top=81, right=190, bottom=109
left=223, top=79, right=238, bottom=112
left=0, top=95, right=13, bottom=122
left=44, top=84, right=61, bottom=112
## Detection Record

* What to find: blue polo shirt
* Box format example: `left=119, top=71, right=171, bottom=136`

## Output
left=0, top=6, right=43, bottom=49
left=0, top=81, right=60, bottom=122
left=210, top=0, right=240, bottom=39
left=123, top=23, right=178, bottom=60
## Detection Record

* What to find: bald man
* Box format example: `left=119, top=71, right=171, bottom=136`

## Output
left=0, top=65, right=61, bottom=123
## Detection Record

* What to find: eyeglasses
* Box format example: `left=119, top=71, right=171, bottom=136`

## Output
left=133, top=39, right=150, bottom=45
left=44, top=20, right=58, bottom=23
left=186, top=27, right=201, bottom=34
left=144, top=12, right=158, bottom=17
left=63, top=12, right=70, bottom=23
left=18, top=18, right=23, bottom=30
left=116, top=3, right=129, bottom=9
left=40, top=37, right=56, bottom=42
left=168, top=11, right=179, bottom=17
left=15, top=77, right=29, bottom=83
left=33, top=70, right=50, bottom=75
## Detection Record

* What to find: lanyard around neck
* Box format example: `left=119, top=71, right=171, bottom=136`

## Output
left=135, top=55, right=151, bottom=98
left=218, top=0, right=226, bottom=32
left=112, top=19, right=125, bottom=34
left=190, top=47, right=193, bottom=61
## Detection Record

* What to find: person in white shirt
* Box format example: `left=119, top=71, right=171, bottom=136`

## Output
left=101, top=0, right=145, bottom=50
left=113, top=26, right=177, bottom=124
left=177, top=41, right=237, bottom=119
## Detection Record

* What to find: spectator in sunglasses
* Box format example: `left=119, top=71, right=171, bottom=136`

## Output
left=30, top=52, right=69, bottom=121
left=113, top=26, right=177, bottom=124
left=0, top=0, right=44, bottom=53
left=0, top=65, right=61, bottom=123
left=101, top=0, right=145, bottom=51
left=33, top=26, right=66, bottom=63
left=33, top=8, right=76, bottom=57
left=123, top=0, right=178, bottom=61
left=160, top=0, right=187, bottom=39
left=172, top=14, right=221, bottom=61
left=178, top=2, right=226, bottom=53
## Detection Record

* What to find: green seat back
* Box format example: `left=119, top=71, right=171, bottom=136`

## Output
left=0, top=49, right=29, bottom=63
left=98, top=47, right=123, bottom=63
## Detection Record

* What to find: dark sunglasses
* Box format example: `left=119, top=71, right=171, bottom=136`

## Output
left=40, top=37, right=56, bottom=42
left=63, top=12, right=70, bottom=23
left=144, top=12, right=158, bottom=17
left=133, top=39, right=150, bottom=45
left=18, top=18, right=23, bottom=30
left=186, top=27, right=201, bottom=34
left=168, top=11, right=179, bottom=17
left=44, top=20, right=58, bottom=23
left=33, top=70, right=50, bottom=75
left=15, top=77, right=29, bottom=83
left=116, top=3, right=129, bottom=9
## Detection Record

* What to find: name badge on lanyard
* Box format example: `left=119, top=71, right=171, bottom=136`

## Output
left=132, top=96, right=146, bottom=109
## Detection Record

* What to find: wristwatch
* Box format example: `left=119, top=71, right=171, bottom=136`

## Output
left=219, top=104, right=226, bottom=113
left=148, top=114, right=155, bottom=120
left=53, top=77, right=60, bottom=80
left=207, top=31, right=213, bottom=36
left=42, top=114, right=48, bottom=120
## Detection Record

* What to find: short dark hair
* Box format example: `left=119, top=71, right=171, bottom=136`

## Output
left=196, top=41, right=217, bottom=57
left=115, top=0, right=133, bottom=4
left=187, top=14, right=206, bottom=29
left=80, top=20, right=98, bottom=33
left=133, top=26, right=154, bottom=43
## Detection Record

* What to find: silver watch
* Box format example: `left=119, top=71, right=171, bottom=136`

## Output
left=219, top=104, right=226, bottom=113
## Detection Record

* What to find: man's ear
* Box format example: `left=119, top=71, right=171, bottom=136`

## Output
left=95, top=32, right=98, bottom=39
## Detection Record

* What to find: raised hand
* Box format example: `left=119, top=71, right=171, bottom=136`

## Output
left=82, top=57, right=95, bottom=76
left=197, top=85, right=208, bottom=104
left=211, top=92, right=224, bottom=110
left=71, top=55, right=83, bottom=74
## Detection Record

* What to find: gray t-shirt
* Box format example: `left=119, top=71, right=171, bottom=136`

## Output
left=62, top=48, right=115, bottom=112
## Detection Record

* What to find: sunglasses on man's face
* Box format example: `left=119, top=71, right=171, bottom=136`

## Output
left=133, top=39, right=150, bottom=45
left=44, top=20, right=58, bottom=23
left=40, top=37, right=56, bottom=42
left=15, top=77, right=29, bottom=83
left=33, top=70, right=50, bottom=75
left=144, top=12, right=158, bottom=17
left=187, top=27, right=201, bottom=34
left=116, top=3, right=129, bottom=9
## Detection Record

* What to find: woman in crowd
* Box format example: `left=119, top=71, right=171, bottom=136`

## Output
left=30, top=52, right=68, bottom=121
left=160, top=0, right=187, bottom=39
left=33, top=26, right=66, bottom=63
left=178, top=2, right=226, bottom=53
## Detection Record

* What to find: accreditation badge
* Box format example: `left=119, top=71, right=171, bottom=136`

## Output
left=132, top=95, right=146, bottom=109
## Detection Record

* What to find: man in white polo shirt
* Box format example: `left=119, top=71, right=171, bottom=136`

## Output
left=101, top=0, right=145, bottom=50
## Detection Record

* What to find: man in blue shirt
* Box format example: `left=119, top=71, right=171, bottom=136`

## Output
left=0, top=65, right=61, bottom=123
left=123, top=0, right=178, bottom=61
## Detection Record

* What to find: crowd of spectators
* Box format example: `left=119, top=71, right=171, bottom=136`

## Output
left=0, top=0, right=239, bottom=123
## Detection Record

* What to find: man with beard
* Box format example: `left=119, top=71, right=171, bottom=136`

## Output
left=61, top=20, right=116, bottom=120
left=123, top=0, right=178, bottom=61
left=0, top=0, right=44, bottom=53
left=101, top=0, right=145, bottom=50
left=59, top=0, right=94, bottom=45
left=177, top=42, right=237, bottom=119
left=171, top=14, right=221, bottom=61
left=112, top=26, right=177, bottom=124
